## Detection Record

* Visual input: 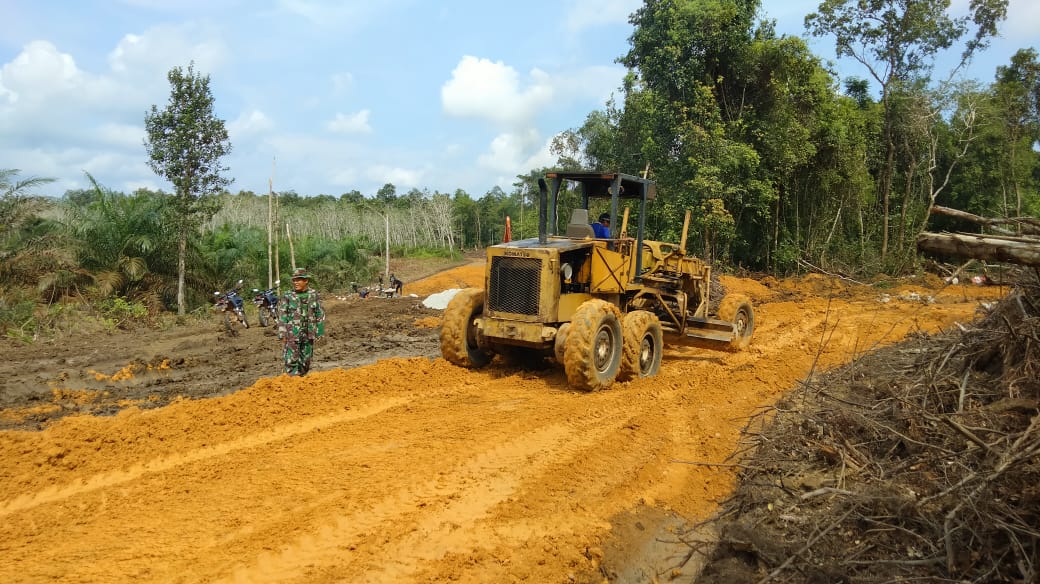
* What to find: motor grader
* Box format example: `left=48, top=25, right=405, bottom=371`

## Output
left=440, top=171, right=754, bottom=390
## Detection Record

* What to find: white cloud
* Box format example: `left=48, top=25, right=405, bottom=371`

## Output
left=0, top=40, right=86, bottom=104
left=477, top=129, right=554, bottom=174
left=442, top=56, right=554, bottom=128
left=0, top=41, right=127, bottom=142
left=229, top=109, right=274, bottom=138
left=365, top=165, right=424, bottom=188
left=97, top=123, right=145, bottom=148
left=331, top=72, right=354, bottom=94
left=108, top=23, right=228, bottom=77
left=326, top=110, right=372, bottom=134
left=0, top=29, right=233, bottom=196
left=565, top=0, right=641, bottom=33
left=329, top=168, right=359, bottom=186
left=552, top=64, right=626, bottom=106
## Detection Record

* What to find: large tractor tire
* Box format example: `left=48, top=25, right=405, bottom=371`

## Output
left=553, top=322, right=571, bottom=364
left=563, top=300, right=623, bottom=391
left=717, top=293, right=754, bottom=351
left=440, top=288, right=492, bottom=368
left=618, top=310, right=664, bottom=381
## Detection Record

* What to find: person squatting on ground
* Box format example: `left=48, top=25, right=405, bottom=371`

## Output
left=279, top=268, right=326, bottom=376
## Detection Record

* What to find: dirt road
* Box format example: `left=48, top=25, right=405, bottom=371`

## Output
left=0, top=264, right=1005, bottom=583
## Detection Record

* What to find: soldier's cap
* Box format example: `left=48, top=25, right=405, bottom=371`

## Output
left=291, top=268, right=311, bottom=280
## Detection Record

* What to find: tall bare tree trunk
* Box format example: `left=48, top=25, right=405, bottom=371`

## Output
left=177, top=229, right=187, bottom=316
left=898, top=154, right=917, bottom=255
left=881, top=134, right=895, bottom=263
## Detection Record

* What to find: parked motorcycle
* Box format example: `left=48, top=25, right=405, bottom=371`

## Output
left=252, top=280, right=280, bottom=327
left=214, top=280, right=250, bottom=333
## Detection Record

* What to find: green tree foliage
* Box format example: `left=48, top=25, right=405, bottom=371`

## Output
left=947, top=50, right=1040, bottom=227
left=554, top=0, right=1021, bottom=276
left=993, top=48, right=1040, bottom=218
left=806, top=0, right=1009, bottom=263
left=375, top=183, right=397, bottom=206
left=614, top=0, right=832, bottom=265
left=144, top=61, right=233, bottom=315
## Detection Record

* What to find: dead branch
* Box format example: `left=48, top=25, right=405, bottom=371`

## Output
left=931, top=205, right=1040, bottom=236
left=795, top=258, right=866, bottom=285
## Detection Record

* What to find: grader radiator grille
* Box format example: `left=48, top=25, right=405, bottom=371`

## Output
left=489, top=256, right=541, bottom=315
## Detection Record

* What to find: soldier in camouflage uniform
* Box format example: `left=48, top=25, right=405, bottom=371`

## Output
left=279, top=268, right=326, bottom=376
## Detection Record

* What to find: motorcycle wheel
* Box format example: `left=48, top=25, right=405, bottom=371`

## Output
left=223, top=312, right=234, bottom=333
left=259, top=308, right=269, bottom=327
left=238, top=310, right=249, bottom=329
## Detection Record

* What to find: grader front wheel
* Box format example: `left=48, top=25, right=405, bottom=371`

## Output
left=564, top=300, right=623, bottom=391
left=717, top=293, right=754, bottom=351
left=618, top=310, right=664, bottom=381
left=440, top=288, right=493, bottom=368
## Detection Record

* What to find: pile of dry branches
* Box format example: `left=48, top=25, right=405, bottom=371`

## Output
left=694, top=270, right=1040, bottom=583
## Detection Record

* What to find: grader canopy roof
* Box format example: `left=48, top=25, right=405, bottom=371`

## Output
left=544, top=171, right=656, bottom=201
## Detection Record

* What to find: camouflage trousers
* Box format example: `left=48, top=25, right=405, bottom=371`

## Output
left=283, top=338, right=315, bottom=376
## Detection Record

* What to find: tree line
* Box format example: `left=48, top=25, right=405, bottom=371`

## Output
left=557, top=0, right=1036, bottom=274
left=2, top=0, right=1037, bottom=338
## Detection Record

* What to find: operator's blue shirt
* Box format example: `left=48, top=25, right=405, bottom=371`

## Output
left=592, top=222, right=610, bottom=238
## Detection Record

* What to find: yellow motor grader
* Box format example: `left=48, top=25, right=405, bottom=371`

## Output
left=440, top=171, right=754, bottom=390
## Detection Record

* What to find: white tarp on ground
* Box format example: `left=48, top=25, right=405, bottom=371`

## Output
left=422, top=288, right=461, bottom=310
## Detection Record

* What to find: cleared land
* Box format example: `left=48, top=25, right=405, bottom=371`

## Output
left=0, top=263, right=1006, bottom=583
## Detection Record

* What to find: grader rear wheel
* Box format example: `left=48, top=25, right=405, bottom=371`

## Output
left=563, top=300, right=623, bottom=391
left=717, top=293, right=754, bottom=351
left=440, top=288, right=492, bottom=368
left=618, top=310, right=663, bottom=381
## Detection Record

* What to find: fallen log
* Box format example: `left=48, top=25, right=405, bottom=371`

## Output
left=917, top=232, right=1040, bottom=267
left=931, top=205, right=1040, bottom=236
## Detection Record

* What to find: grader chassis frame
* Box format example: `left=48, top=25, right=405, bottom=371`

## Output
left=440, top=171, right=753, bottom=390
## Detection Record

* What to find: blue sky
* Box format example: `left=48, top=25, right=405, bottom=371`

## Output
left=1, top=0, right=1036, bottom=199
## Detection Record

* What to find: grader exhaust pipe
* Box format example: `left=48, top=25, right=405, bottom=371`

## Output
left=538, top=178, right=548, bottom=245
left=679, top=210, right=691, bottom=254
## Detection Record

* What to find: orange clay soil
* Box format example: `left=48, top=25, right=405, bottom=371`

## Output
left=0, top=262, right=1007, bottom=583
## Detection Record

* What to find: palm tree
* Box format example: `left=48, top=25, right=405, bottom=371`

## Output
left=0, top=169, right=64, bottom=294
left=60, top=173, right=178, bottom=311
left=0, top=168, right=56, bottom=243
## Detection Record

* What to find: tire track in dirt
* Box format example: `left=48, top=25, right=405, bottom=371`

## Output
left=0, top=396, right=411, bottom=517
left=0, top=270, right=1007, bottom=583
left=221, top=372, right=682, bottom=583
left=218, top=295, right=1005, bottom=582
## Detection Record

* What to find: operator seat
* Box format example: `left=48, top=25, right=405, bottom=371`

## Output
left=565, top=209, right=595, bottom=238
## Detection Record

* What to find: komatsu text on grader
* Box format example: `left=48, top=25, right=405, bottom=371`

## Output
left=440, top=171, right=754, bottom=390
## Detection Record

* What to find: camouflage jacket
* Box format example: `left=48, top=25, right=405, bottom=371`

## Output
left=279, top=288, right=326, bottom=341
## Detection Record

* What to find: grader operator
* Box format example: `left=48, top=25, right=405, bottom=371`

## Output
left=440, top=171, right=754, bottom=391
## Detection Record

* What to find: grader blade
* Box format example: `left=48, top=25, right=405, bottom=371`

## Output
left=682, top=316, right=737, bottom=343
